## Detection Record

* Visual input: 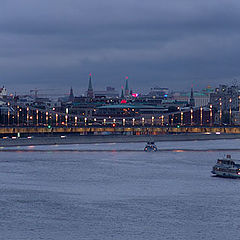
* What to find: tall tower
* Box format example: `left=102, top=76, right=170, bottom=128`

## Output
left=124, top=76, right=129, bottom=97
left=69, top=87, right=74, bottom=101
left=121, top=86, right=124, bottom=99
left=87, top=73, right=94, bottom=98
left=121, top=87, right=124, bottom=99
left=189, top=87, right=195, bottom=107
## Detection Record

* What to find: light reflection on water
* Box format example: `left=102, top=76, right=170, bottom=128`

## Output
left=0, top=139, right=240, bottom=240
left=1, top=138, right=240, bottom=152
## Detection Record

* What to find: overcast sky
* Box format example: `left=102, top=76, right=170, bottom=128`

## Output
left=1, top=0, right=240, bottom=95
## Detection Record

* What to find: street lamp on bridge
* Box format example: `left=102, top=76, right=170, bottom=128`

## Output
left=210, top=105, right=212, bottom=126
left=161, top=115, right=164, bottom=126
left=229, top=98, right=232, bottom=125
left=151, top=116, right=154, bottom=126
left=219, top=102, right=222, bottom=125
left=200, top=107, right=203, bottom=126
left=239, top=96, right=240, bottom=112
left=181, top=112, right=183, bottom=126
left=46, top=112, right=49, bottom=125
left=190, top=108, right=193, bottom=126
left=17, top=106, right=20, bottom=126
left=36, top=109, right=39, bottom=126
left=55, top=113, right=58, bottom=126
left=26, top=107, right=29, bottom=126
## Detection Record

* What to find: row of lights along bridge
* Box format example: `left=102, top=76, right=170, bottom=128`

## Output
left=0, top=103, right=225, bottom=127
left=0, top=79, right=240, bottom=127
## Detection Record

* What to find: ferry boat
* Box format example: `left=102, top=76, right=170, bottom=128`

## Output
left=144, top=142, right=157, bottom=152
left=211, top=155, right=240, bottom=178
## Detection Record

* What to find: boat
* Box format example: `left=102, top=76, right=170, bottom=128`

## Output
left=144, top=142, right=157, bottom=152
left=211, top=155, right=240, bottom=178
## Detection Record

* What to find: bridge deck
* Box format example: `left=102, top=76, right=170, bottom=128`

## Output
left=0, top=126, right=240, bottom=134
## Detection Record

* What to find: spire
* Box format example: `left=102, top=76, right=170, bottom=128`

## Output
left=88, top=73, right=93, bottom=91
left=87, top=73, right=94, bottom=98
left=121, top=87, right=124, bottom=98
left=189, top=87, right=195, bottom=107
left=124, top=76, right=129, bottom=97
left=125, top=76, right=129, bottom=91
left=69, top=87, right=74, bottom=101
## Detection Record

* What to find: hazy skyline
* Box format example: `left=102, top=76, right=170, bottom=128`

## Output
left=1, top=0, right=240, bottom=94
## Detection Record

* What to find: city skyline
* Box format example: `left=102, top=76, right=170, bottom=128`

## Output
left=1, top=1, right=240, bottom=238
left=2, top=0, right=240, bottom=92
left=4, top=72, right=240, bottom=97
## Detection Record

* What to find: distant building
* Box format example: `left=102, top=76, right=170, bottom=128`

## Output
left=193, top=93, right=210, bottom=107
left=33, top=97, right=52, bottom=108
left=86, top=74, right=94, bottom=98
left=172, top=88, right=210, bottom=108
left=0, top=99, right=6, bottom=106
left=148, top=87, right=169, bottom=98
left=0, top=86, right=7, bottom=98
left=95, top=104, right=168, bottom=118
left=17, top=95, right=35, bottom=106
left=210, top=84, right=240, bottom=111
left=124, top=77, right=129, bottom=97
left=69, top=87, right=74, bottom=102
left=172, top=92, right=188, bottom=102
left=189, top=88, right=195, bottom=107
left=121, top=88, right=124, bottom=99
left=232, top=111, right=240, bottom=125
left=94, top=87, right=119, bottom=98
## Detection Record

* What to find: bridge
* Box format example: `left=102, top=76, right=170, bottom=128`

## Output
left=1, top=98, right=215, bottom=127
left=0, top=125, right=240, bottom=136
left=0, top=98, right=236, bottom=137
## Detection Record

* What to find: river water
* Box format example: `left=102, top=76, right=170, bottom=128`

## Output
left=1, top=139, right=240, bottom=240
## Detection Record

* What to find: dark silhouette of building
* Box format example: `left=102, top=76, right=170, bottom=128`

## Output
left=94, top=87, right=119, bottom=98
left=121, top=88, right=124, bottom=99
left=189, top=88, right=195, bottom=107
left=210, top=84, right=240, bottom=111
left=87, top=73, right=94, bottom=98
left=69, top=87, right=74, bottom=101
left=124, top=76, right=129, bottom=97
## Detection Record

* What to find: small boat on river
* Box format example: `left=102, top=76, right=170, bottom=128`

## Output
left=144, top=142, right=157, bottom=152
left=212, top=155, right=240, bottom=178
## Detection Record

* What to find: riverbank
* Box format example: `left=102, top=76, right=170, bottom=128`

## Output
left=1, top=133, right=240, bottom=147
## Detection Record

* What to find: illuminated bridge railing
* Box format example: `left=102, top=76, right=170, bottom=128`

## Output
left=0, top=126, right=240, bottom=135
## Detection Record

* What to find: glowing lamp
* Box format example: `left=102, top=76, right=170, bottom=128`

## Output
left=132, top=93, right=138, bottom=98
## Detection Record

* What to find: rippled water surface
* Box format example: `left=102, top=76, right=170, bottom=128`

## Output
left=1, top=139, right=240, bottom=240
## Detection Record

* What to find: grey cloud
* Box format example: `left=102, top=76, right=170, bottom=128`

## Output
left=1, top=0, right=240, bottom=93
